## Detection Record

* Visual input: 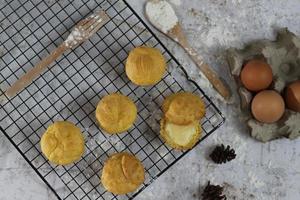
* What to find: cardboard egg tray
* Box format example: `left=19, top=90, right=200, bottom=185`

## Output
left=227, top=29, right=300, bottom=142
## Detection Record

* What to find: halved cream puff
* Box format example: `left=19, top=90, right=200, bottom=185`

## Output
left=160, top=118, right=202, bottom=150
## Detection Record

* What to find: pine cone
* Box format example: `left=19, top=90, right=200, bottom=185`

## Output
left=202, top=181, right=227, bottom=200
left=210, top=144, right=236, bottom=164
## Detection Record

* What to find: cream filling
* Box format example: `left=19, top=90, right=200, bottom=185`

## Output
left=165, top=122, right=197, bottom=146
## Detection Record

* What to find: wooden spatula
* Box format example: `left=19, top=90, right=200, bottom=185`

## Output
left=5, top=10, right=109, bottom=98
left=145, top=1, right=231, bottom=100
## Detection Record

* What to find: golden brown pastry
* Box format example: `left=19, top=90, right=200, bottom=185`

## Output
left=160, top=92, right=205, bottom=150
left=162, top=92, right=177, bottom=113
left=160, top=118, right=202, bottom=150
left=96, top=93, right=137, bottom=134
left=163, top=92, right=206, bottom=125
left=101, top=152, right=145, bottom=195
left=125, top=46, right=166, bottom=86
left=40, top=121, right=85, bottom=165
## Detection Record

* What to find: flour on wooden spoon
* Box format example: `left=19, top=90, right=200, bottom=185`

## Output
left=145, top=0, right=179, bottom=33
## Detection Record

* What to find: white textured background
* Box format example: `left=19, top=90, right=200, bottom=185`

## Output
left=1, top=0, right=300, bottom=199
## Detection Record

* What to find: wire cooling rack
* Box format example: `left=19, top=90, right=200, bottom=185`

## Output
left=0, top=0, right=225, bottom=199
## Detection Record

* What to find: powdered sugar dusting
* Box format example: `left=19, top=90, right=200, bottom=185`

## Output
left=146, top=0, right=178, bottom=33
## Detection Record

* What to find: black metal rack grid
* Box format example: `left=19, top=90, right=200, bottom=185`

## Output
left=0, top=0, right=225, bottom=199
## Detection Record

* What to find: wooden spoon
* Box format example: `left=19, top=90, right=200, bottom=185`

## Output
left=5, top=10, right=109, bottom=98
left=145, top=1, right=231, bottom=100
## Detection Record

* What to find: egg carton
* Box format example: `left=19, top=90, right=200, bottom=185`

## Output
left=0, top=0, right=224, bottom=200
left=227, top=29, right=300, bottom=142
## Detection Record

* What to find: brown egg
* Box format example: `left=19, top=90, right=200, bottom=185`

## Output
left=251, top=90, right=285, bottom=123
left=240, top=59, right=273, bottom=92
left=285, top=81, right=300, bottom=112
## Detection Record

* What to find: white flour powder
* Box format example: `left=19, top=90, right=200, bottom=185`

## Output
left=146, top=0, right=178, bottom=33
left=168, top=0, right=181, bottom=6
left=64, top=13, right=103, bottom=48
left=64, top=27, right=86, bottom=48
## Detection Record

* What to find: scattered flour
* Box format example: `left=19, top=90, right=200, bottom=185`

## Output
left=231, top=0, right=242, bottom=4
left=145, top=0, right=178, bottom=33
left=267, top=160, right=272, bottom=169
left=233, top=134, right=247, bottom=162
left=248, top=171, right=266, bottom=189
left=168, top=0, right=181, bottom=6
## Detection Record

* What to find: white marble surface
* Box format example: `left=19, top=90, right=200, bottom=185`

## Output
left=1, top=0, right=300, bottom=199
